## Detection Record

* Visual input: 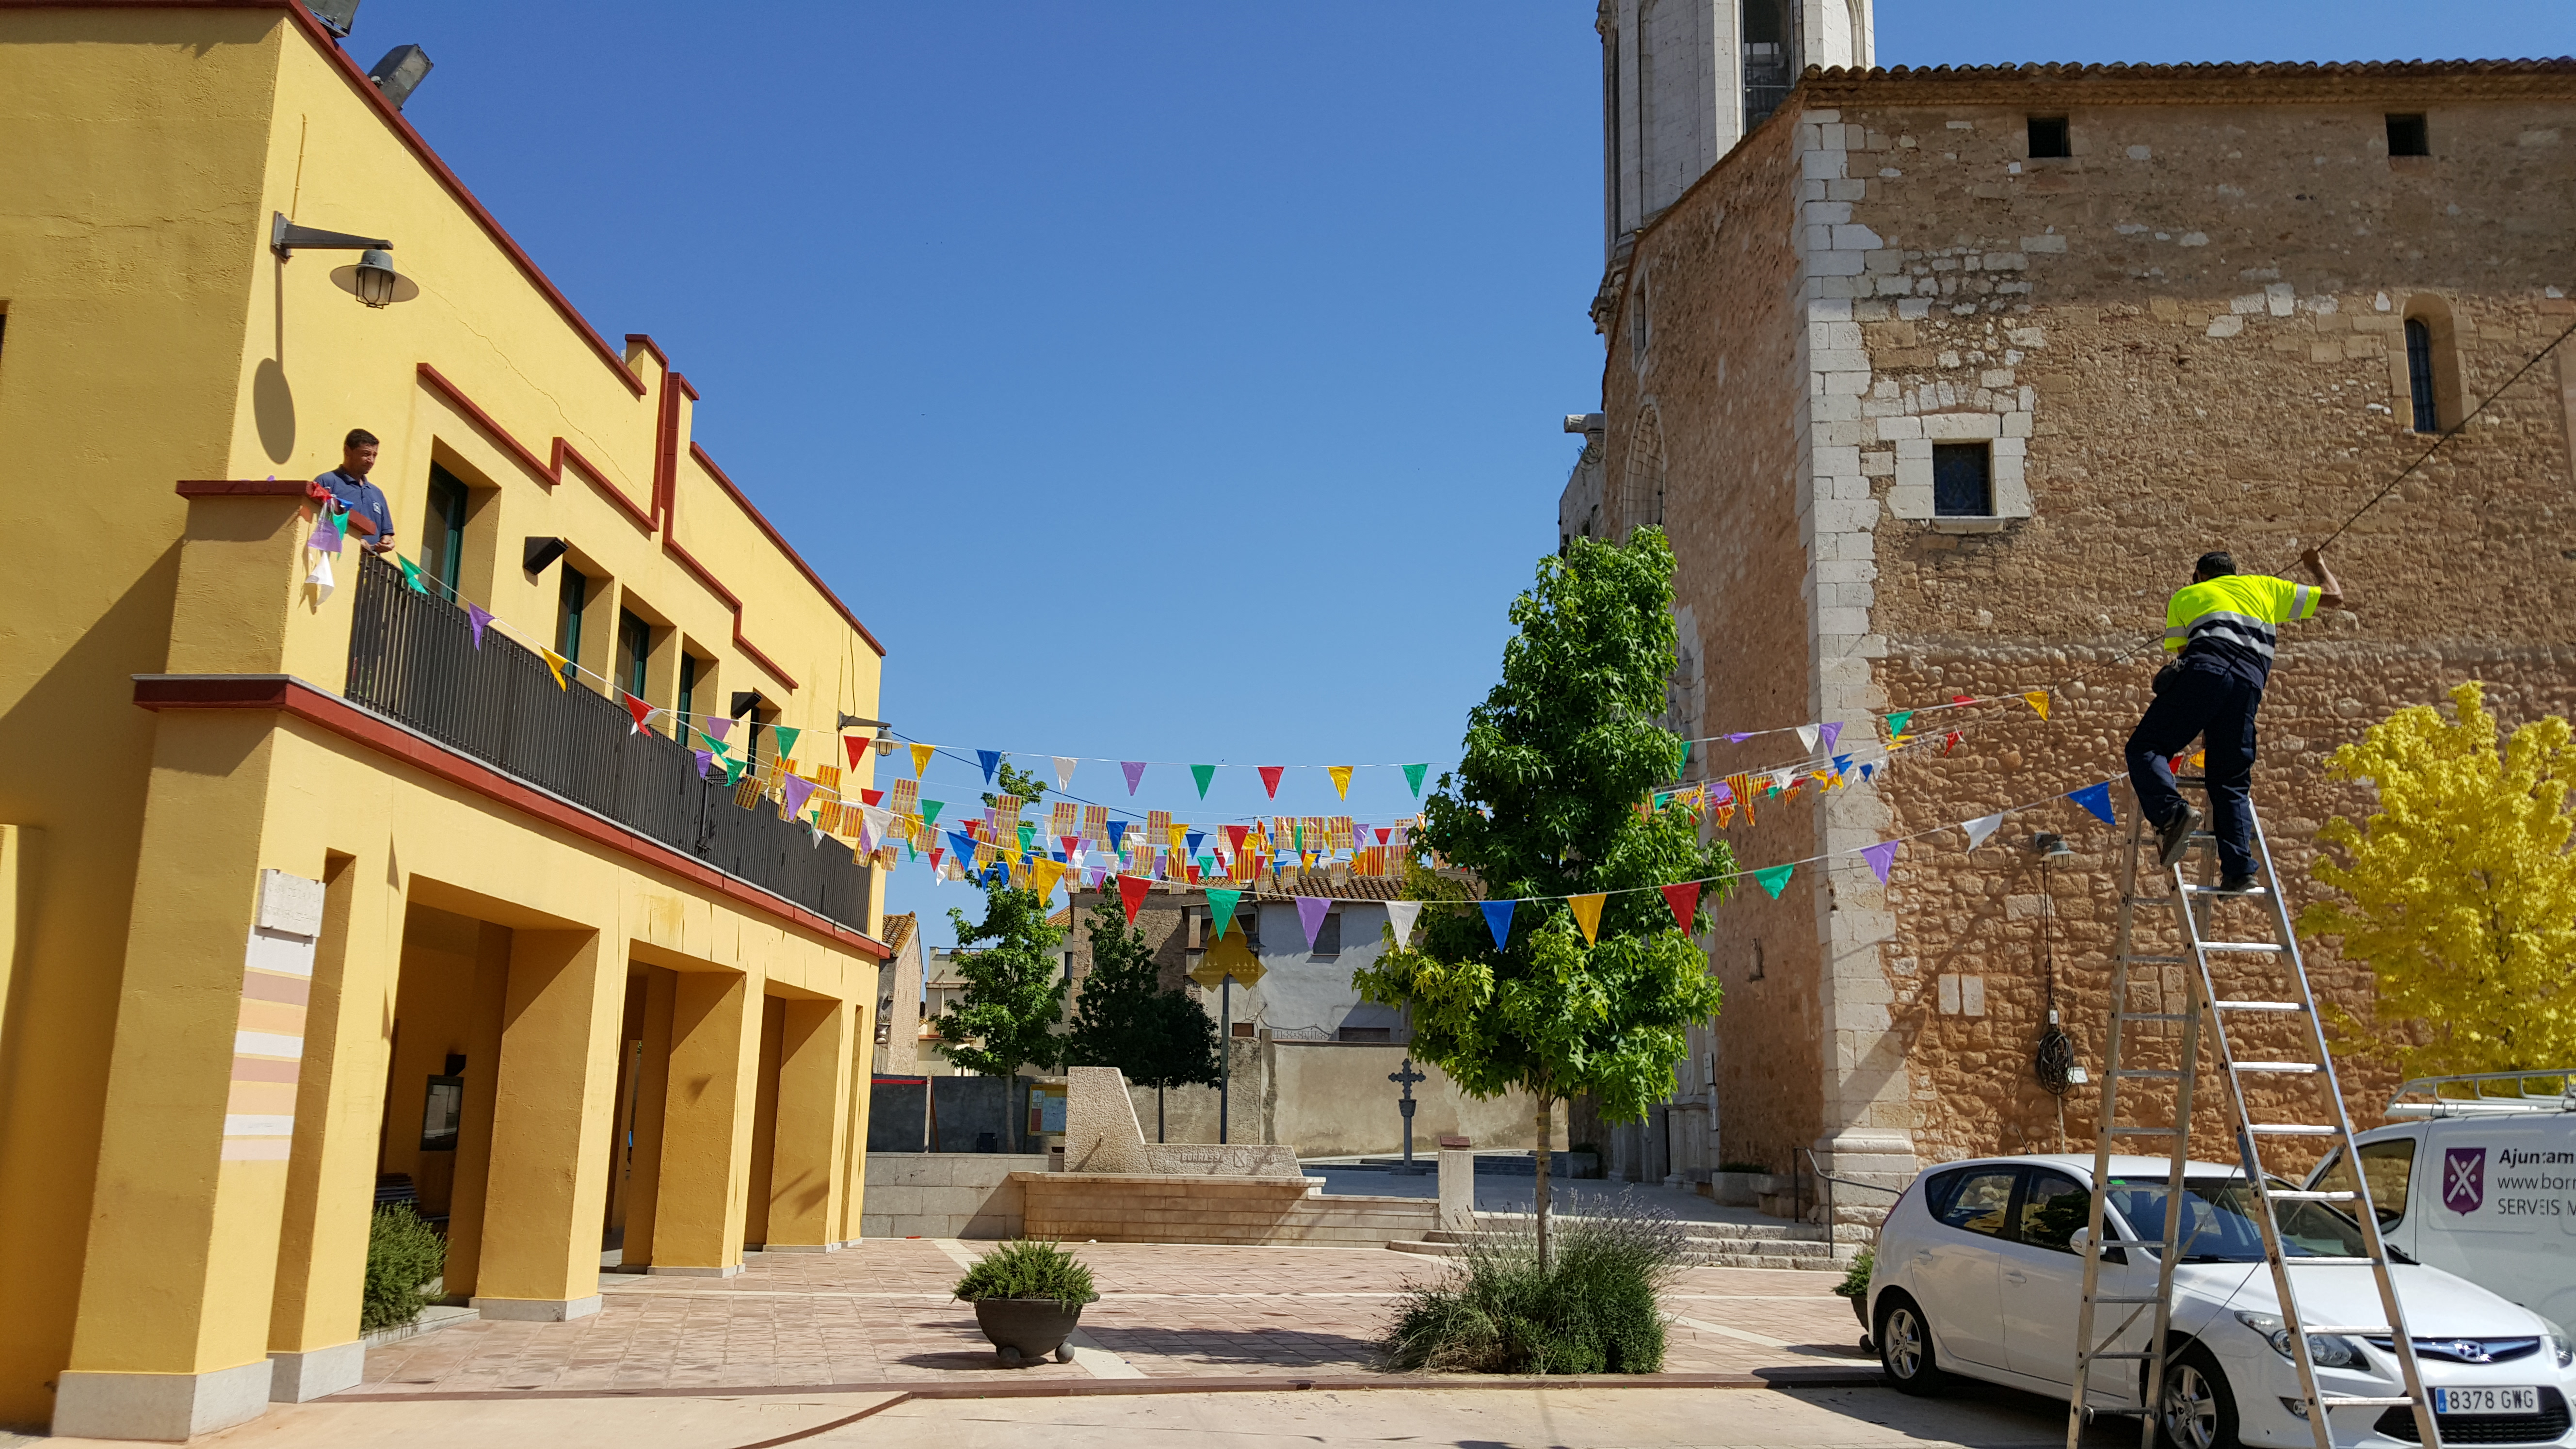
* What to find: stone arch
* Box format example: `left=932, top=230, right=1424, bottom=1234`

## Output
left=1622, top=400, right=1667, bottom=536
left=2396, top=292, right=2464, bottom=433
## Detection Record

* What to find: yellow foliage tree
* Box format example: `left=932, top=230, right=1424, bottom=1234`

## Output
left=2301, top=682, right=2576, bottom=1077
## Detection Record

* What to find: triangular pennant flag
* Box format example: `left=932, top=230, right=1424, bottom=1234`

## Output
left=2023, top=691, right=2051, bottom=721
left=1660, top=882, right=1701, bottom=934
left=948, top=829, right=978, bottom=862
left=1054, top=756, right=1077, bottom=789
left=1862, top=840, right=1900, bottom=884
left=1224, top=824, right=1250, bottom=854
left=1943, top=731, right=1963, bottom=755
left=464, top=602, right=492, bottom=648
left=1752, top=863, right=1794, bottom=899
left=781, top=775, right=817, bottom=819
left=1030, top=858, right=1066, bottom=899
left=704, top=717, right=734, bottom=742
left=1884, top=710, right=1913, bottom=738
left=1017, top=822, right=1037, bottom=853
left=1185, top=830, right=1205, bottom=855
left=539, top=646, right=571, bottom=690
left=845, top=734, right=869, bottom=770
left=722, top=757, right=745, bottom=786
left=699, top=727, right=733, bottom=758
left=1121, top=761, right=1146, bottom=795
left=307, top=508, right=345, bottom=555
left=304, top=551, right=335, bottom=601
left=910, top=742, right=934, bottom=778
left=1401, top=763, right=1427, bottom=797
left=1191, top=764, right=1216, bottom=798
left=1677, top=739, right=1692, bottom=777
left=1294, top=896, right=1331, bottom=950
left=1479, top=900, right=1515, bottom=951
left=624, top=693, right=655, bottom=733
left=1257, top=766, right=1285, bottom=798
left=1105, top=819, right=1127, bottom=852
left=976, top=749, right=1001, bottom=783
left=1327, top=765, right=1352, bottom=799
left=1796, top=724, right=1820, bottom=752
left=1831, top=755, right=1853, bottom=787
left=1568, top=893, right=1606, bottom=944
left=396, top=555, right=428, bottom=594
left=1207, top=887, right=1241, bottom=941
left=2069, top=781, right=2116, bottom=825
left=1385, top=900, right=1422, bottom=946
left=920, top=800, right=944, bottom=825
left=1963, top=812, right=2005, bottom=849
left=1860, top=762, right=1876, bottom=783
left=771, top=726, right=800, bottom=760
left=1726, top=732, right=1753, bottom=743
left=1818, top=722, right=1843, bottom=752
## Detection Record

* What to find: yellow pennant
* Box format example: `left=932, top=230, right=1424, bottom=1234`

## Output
left=910, top=743, right=934, bottom=778
left=1327, top=765, right=1353, bottom=799
left=2023, top=691, right=2051, bottom=721
left=1568, top=893, right=1607, bottom=944
left=539, top=647, right=570, bottom=690
left=1030, top=858, right=1065, bottom=899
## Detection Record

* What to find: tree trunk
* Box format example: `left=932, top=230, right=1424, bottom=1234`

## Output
left=1534, top=1098, right=1553, bottom=1273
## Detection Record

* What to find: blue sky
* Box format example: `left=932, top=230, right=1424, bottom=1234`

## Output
left=364, top=1, right=2573, bottom=944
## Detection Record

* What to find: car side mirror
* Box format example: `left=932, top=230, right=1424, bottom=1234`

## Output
left=2067, top=1226, right=2126, bottom=1264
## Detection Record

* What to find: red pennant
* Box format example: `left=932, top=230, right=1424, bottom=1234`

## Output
left=845, top=735, right=868, bottom=770
left=1943, top=731, right=1963, bottom=755
left=1951, top=693, right=1976, bottom=705
left=929, top=848, right=946, bottom=871
left=623, top=693, right=654, bottom=733
left=1375, top=827, right=1390, bottom=845
left=1224, top=824, right=1250, bottom=853
left=861, top=789, right=884, bottom=807
left=1117, top=874, right=1149, bottom=924
left=1258, top=765, right=1285, bottom=798
left=1661, top=882, right=1702, bottom=935
left=1186, top=865, right=1201, bottom=884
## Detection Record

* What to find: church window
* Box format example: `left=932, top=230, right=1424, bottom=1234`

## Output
left=2027, top=116, right=2071, bottom=159
left=2386, top=113, right=2430, bottom=158
left=2404, top=320, right=2439, bottom=432
left=1932, top=443, right=1994, bottom=517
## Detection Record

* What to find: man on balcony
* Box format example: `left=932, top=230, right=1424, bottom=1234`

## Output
left=317, top=427, right=397, bottom=556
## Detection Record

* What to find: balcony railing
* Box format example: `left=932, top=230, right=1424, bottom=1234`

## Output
left=343, top=551, right=868, bottom=930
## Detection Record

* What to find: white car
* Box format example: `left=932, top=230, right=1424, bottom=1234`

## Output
left=1868, top=1154, right=2576, bottom=1449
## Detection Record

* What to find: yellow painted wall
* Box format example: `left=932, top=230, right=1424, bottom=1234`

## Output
left=0, top=4, right=887, bottom=1424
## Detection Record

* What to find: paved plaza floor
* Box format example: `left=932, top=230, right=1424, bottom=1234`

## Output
left=346, top=1237, right=1871, bottom=1396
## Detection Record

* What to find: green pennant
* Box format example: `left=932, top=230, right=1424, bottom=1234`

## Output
left=1654, top=791, right=1673, bottom=809
left=1190, top=764, right=1215, bottom=798
left=1676, top=739, right=1691, bottom=776
left=1017, top=822, right=1036, bottom=852
left=700, top=728, right=733, bottom=757
left=396, top=556, right=427, bottom=594
left=1752, top=864, right=1794, bottom=899
left=771, top=725, right=800, bottom=760
left=1886, top=710, right=1915, bottom=737
left=921, top=800, right=943, bottom=825
left=722, top=757, right=746, bottom=787
left=1402, top=763, right=1427, bottom=797
left=1207, top=888, right=1242, bottom=941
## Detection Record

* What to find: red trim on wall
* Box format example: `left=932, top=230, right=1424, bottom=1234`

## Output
left=132, top=675, right=888, bottom=960
left=416, top=364, right=655, bottom=532
left=660, top=536, right=800, bottom=691
left=687, top=443, right=887, bottom=658
left=175, top=479, right=309, bottom=498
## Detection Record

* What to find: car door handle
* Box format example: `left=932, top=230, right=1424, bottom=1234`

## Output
left=2004, top=1268, right=2027, bottom=1284
left=1914, top=1249, right=1935, bottom=1263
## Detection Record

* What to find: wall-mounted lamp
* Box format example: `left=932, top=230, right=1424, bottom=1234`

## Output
left=837, top=713, right=893, bottom=736
left=271, top=212, right=417, bottom=308
left=2032, top=832, right=2075, bottom=860
left=367, top=44, right=434, bottom=110
left=730, top=692, right=764, bottom=719
left=522, top=536, right=568, bottom=575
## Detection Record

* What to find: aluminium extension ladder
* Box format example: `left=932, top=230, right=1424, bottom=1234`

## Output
left=2065, top=778, right=2444, bottom=1449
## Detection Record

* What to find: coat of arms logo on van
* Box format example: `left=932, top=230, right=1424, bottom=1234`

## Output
left=2444, top=1146, right=2485, bottom=1214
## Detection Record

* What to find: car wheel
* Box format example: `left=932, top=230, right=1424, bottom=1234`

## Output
left=1876, top=1293, right=1947, bottom=1396
left=2157, top=1346, right=2242, bottom=1449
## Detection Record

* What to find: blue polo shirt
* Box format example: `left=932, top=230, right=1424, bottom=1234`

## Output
left=317, top=468, right=394, bottom=546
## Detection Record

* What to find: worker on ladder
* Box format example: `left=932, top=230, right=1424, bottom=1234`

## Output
left=2127, top=548, right=2348, bottom=894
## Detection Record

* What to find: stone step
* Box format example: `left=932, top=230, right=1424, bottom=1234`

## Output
left=1387, top=1237, right=1852, bottom=1272
left=1459, top=1216, right=1832, bottom=1244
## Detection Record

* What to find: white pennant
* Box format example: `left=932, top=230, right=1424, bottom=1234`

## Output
left=1054, top=756, right=1077, bottom=789
left=1796, top=724, right=1820, bottom=752
left=306, top=552, right=335, bottom=602
left=1384, top=900, right=1423, bottom=947
left=1963, top=812, right=2006, bottom=850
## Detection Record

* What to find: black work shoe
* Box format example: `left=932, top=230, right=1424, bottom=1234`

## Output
left=2213, top=874, right=2263, bottom=896
left=2157, top=806, right=2202, bottom=869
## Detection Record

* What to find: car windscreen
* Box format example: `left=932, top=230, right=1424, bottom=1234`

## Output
left=2101, top=1177, right=2370, bottom=1261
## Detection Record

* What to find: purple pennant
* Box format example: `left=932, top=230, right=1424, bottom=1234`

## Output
left=1727, top=732, right=1754, bottom=743
left=1862, top=840, right=1901, bottom=884
left=781, top=774, right=817, bottom=819
left=1121, top=760, right=1147, bottom=795
left=703, top=716, right=734, bottom=742
left=466, top=603, right=493, bottom=648
left=692, top=748, right=714, bottom=777
left=1819, top=722, right=1844, bottom=751
left=1295, top=896, right=1332, bottom=951
left=307, top=510, right=345, bottom=555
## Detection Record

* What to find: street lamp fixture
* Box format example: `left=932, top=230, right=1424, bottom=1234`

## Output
left=270, top=212, right=418, bottom=308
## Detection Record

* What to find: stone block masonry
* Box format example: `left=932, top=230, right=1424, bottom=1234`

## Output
left=1588, top=60, right=2576, bottom=1212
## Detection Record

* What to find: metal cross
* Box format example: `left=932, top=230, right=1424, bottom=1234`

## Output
left=1389, top=1057, right=1427, bottom=1169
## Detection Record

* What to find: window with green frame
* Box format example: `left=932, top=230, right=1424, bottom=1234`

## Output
left=678, top=653, right=699, bottom=732
left=616, top=611, right=651, bottom=701
left=556, top=565, right=587, bottom=669
left=422, top=464, right=468, bottom=595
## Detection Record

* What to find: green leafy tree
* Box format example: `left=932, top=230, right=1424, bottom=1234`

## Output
left=1063, top=894, right=1220, bottom=1140
left=2302, top=682, right=2576, bottom=1078
left=935, top=759, right=1067, bottom=1147
left=1354, top=528, right=1732, bottom=1266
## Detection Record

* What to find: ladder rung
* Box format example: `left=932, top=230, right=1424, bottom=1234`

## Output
left=2117, top=1069, right=2182, bottom=1079
left=2183, top=884, right=2269, bottom=896
left=2282, top=1256, right=2376, bottom=1267
left=2266, top=1190, right=2358, bottom=1202
left=2200, top=941, right=2286, bottom=954
left=2232, top=1062, right=2324, bottom=1074
left=2319, top=1396, right=2416, bottom=1408
left=2214, top=1000, right=2306, bottom=1012
left=2248, top=1124, right=2340, bottom=1136
left=2107, top=1126, right=2180, bottom=1136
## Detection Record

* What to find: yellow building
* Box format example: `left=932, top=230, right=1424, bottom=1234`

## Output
left=0, top=2, right=891, bottom=1438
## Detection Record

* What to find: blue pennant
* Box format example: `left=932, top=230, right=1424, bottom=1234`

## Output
left=1106, top=819, right=1128, bottom=852
left=1480, top=900, right=1516, bottom=951
left=2070, top=781, right=2117, bottom=825
left=977, top=749, right=1002, bottom=784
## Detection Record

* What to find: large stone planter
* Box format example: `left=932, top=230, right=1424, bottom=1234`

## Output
left=971, top=1298, right=1083, bottom=1367
left=1709, top=1171, right=1788, bottom=1207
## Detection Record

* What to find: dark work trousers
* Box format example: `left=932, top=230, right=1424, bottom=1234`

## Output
left=2125, top=660, right=2263, bottom=879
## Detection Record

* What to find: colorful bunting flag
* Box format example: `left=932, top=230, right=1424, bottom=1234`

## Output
left=623, top=693, right=654, bottom=734
left=772, top=726, right=800, bottom=760
left=1191, top=764, right=1216, bottom=798
left=1054, top=756, right=1077, bottom=789
left=845, top=735, right=868, bottom=770
left=1660, top=882, right=1701, bottom=935
left=540, top=646, right=571, bottom=690
left=692, top=748, right=714, bottom=777
left=2024, top=691, right=2051, bottom=721
left=976, top=749, right=1001, bottom=783
left=705, top=717, right=734, bottom=742
left=466, top=602, right=492, bottom=648
left=722, top=757, right=745, bottom=787
left=1884, top=710, right=1913, bottom=738
left=1964, top=812, right=2005, bottom=849
left=1568, top=892, right=1606, bottom=944
left=910, top=742, right=934, bottom=778
left=305, top=552, right=335, bottom=601
left=396, top=555, right=427, bottom=594
left=1105, top=820, right=1127, bottom=852
left=1121, top=761, right=1146, bottom=795
left=1258, top=765, right=1285, bottom=798
left=1479, top=900, right=1515, bottom=951
left=1327, top=765, right=1352, bottom=799
left=1862, top=840, right=1900, bottom=884
left=307, top=508, right=345, bottom=555
left=1726, top=732, right=1753, bottom=743
left=1385, top=900, right=1422, bottom=945
left=920, top=800, right=944, bottom=825
left=1796, top=724, right=1820, bottom=752
left=1401, top=763, right=1427, bottom=797
left=2069, top=781, right=2116, bottom=824
left=1818, top=722, right=1843, bottom=752
left=1224, top=824, right=1250, bottom=854
left=1295, top=896, right=1331, bottom=950
left=1751, top=863, right=1795, bottom=898
left=1207, top=887, right=1242, bottom=941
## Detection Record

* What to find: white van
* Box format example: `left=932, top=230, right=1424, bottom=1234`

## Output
left=2307, top=1069, right=2576, bottom=1335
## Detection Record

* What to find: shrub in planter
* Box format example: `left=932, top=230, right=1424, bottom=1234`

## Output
left=953, top=1239, right=1099, bottom=1367
left=1833, top=1246, right=1876, bottom=1330
left=1383, top=1191, right=1684, bottom=1375
left=362, top=1204, right=446, bottom=1334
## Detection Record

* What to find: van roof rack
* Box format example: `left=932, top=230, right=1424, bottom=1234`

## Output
left=2385, top=1068, right=2576, bottom=1118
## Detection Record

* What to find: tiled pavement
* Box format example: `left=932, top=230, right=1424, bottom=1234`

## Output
left=351, top=1240, right=1871, bottom=1397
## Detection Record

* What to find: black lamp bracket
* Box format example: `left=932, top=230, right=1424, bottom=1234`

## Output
left=272, top=211, right=394, bottom=260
